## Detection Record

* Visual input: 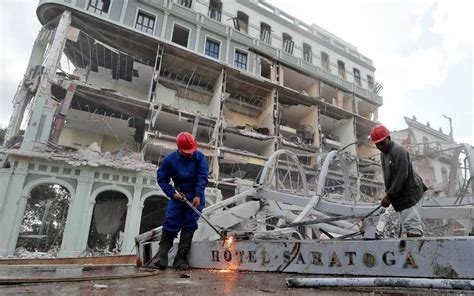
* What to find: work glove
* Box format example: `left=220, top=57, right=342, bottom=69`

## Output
left=192, top=196, right=200, bottom=208
left=380, top=194, right=391, bottom=208
left=173, top=192, right=185, bottom=202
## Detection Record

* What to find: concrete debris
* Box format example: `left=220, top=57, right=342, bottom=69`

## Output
left=2, top=145, right=155, bottom=172
left=0, top=247, right=57, bottom=259
left=87, top=142, right=102, bottom=153
left=92, top=284, right=109, bottom=290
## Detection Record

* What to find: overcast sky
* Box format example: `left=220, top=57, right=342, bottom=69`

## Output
left=0, top=0, right=472, bottom=143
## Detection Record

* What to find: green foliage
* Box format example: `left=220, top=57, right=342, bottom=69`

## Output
left=16, top=184, right=71, bottom=253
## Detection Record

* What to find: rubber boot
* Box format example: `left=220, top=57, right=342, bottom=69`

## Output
left=154, top=231, right=175, bottom=270
left=407, top=232, right=423, bottom=238
left=173, top=231, right=194, bottom=270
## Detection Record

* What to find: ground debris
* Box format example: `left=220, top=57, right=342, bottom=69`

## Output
left=92, top=284, right=109, bottom=290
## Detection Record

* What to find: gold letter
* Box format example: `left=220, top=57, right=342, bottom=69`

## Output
left=262, top=250, right=270, bottom=264
left=224, top=249, right=232, bottom=262
left=363, top=253, right=376, bottom=267
left=403, top=252, right=418, bottom=268
left=248, top=251, right=256, bottom=263
left=383, top=251, right=396, bottom=266
left=237, top=250, right=245, bottom=263
left=345, top=252, right=356, bottom=266
left=329, top=252, right=342, bottom=267
left=211, top=250, right=219, bottom=262
left=310, top=252, right=323, bottom=266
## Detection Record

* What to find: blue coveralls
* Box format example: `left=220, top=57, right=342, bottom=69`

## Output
left=157, top=150, right=209, bottom=234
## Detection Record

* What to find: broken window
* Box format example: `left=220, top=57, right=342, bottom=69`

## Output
left=178, top=0, right=192, bottom=8
left=321, top=51, right=330, bottom=71
left=205, top=38, right=220, bottom=59
left=15, top=184, right=71, bottom=255
left=260, top=58, right=272, bottom=79
left=353, top=68, right=361, bottom=85
left=87, top=191, right=128, bottom=254
left=63, top=31, right=142, bottom=83
left=234, top=50, right=248, bottom=70
left=208, top=0, right=222, bottom=22
left=367, top=75, right=374, bottom=90
left=337, top=60, right=346, bottom=79
left=260, top=22, right=271, bottom=44
left=87, top=0, right=110, bottom=15
left=234, top=11, right=249, bottom=34
left=172, top=24, right=190, bottom=48
left=139, top=195, right=168, bottom=234
left=282, top=33, right=294, bottom=54
left=135, top=10, right=156, bottom=34
left=303, top=43, right=312, bottom=63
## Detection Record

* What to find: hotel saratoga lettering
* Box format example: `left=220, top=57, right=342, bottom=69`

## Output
left=210, top=248, right=418, bottom=268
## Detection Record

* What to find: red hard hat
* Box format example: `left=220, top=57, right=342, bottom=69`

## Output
left=370, top=124, right=390, bottom=143
left=176, top=132, right=198, bottom=154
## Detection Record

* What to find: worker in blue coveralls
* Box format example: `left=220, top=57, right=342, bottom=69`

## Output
left=155, top=132, right=208, bottom=270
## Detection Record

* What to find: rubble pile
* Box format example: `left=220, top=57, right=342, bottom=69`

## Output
left=47, top=143, right=156, bottom=171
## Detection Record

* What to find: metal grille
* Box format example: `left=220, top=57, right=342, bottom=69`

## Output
left=87, top=0, right=110, bottom=15
left=135, top=11, right=155, bottom=34
left=234, top=50, right=247, bottom=70
left=205, top=39, right=219, bottom=59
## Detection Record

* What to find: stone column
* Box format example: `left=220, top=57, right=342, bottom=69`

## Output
left=22, top=11, right=71, bottom=151
left=121, top=177, right=144, bottom=254
left=0, top=162, right=28, bottom=256
left=58, top=169, right=94, bottom=257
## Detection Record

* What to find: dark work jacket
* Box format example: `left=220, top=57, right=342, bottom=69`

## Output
left=157, top=150, right=209, bottom=204
left=381, top=141, right=427, bottom=212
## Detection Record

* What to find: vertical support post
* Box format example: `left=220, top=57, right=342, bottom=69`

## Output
left=147, top=44, right=164, bottom=103
left=49, top=82, right=76, bottom=144
left=160, top=12, right=169, bottom=39
left=0, top=161, right=28, bottom=256
left=58, top=169, right=94, bottom=257
left=22, top=11, right=72, bottom=151
left=4, top=27, right=51, bottom=145
left=122, top=177, right=144, bottom=254
left=194, top=25, right=201, bottom=52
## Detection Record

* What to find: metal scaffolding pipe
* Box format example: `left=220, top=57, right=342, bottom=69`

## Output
left=286, top=277, right=474, bottom=290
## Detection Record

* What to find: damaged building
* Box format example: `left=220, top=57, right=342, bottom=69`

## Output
left=0, top=0, right=385, bottom=257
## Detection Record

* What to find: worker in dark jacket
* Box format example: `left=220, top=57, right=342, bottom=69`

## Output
left=155, top=132, right=208, bottom=270
left=371, top=124, right=427, bottom=237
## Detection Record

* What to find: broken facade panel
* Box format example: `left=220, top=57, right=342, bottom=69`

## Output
left=0, top=0, right=471, bottom=261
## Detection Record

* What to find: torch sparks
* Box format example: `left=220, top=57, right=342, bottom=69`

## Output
left=223, top=235, right=234, bottom=248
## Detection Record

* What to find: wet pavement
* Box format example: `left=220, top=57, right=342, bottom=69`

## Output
left=0, top=265, right=472, bottom=295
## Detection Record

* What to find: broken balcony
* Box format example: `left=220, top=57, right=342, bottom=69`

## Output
left=154, top=45, right=222, bottom=118
left=281, top=65, right=319, bottom=97
left=320, top=82, right=353, bottom=113
left=51, top=82, right=149, bottom=154
left=223, top=71, right=275, bottom=137
left=356, top=96, right=378, bottom=121
left=62, top=27, right=156, bottom=102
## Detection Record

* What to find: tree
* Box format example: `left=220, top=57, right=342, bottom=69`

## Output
left=16, top=184, right=71, bottom=253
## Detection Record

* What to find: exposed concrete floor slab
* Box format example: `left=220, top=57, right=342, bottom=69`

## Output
left=0, top=265, right=472, bottom=295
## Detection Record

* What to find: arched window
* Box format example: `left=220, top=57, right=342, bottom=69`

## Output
left=337, top=60, right=346, bottom=79
left=16, top=184, right=71, bottom=253
left=87, top=191, right=128, bottom=254
left=140, top=195, right=168, bottom=234
left=321, top=51, right=330, bottom=71
left=234, top=11, right=249, bottom=34
left=208, top=0, right=222, bottom=21
left=260, top=22, right=271, bottom=44
left=282, top=33, right=294, bottom=54
left=303, top=43, right=312, bottom=63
